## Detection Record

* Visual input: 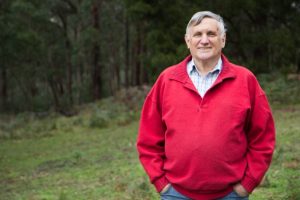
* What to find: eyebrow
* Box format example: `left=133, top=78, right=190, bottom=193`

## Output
left=192, top=29, right=218, bottom=35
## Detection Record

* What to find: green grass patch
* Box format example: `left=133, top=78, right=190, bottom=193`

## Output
left=0, top=121, right=157, bottom=200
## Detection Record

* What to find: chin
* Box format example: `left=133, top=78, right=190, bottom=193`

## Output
left=197, top=55, right=213, bottom=61
left=196, top=52, right=220, bottom=61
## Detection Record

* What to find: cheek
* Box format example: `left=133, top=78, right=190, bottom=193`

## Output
left=191, top=39, right=200, bottom=47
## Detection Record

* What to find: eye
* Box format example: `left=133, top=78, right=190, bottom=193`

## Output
left=207, top=31, right=217, bottom=37
left=193, top=32, right=202, bottom=37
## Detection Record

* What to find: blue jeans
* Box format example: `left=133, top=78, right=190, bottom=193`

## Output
left=218, top=191, right=249, bottom=200
left=160, top=185, right=191, bottom=200
left=160, top=185, right=249, bottom=200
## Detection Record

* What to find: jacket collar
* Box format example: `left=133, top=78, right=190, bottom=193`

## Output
left=169, top=54, right=237, bottom=83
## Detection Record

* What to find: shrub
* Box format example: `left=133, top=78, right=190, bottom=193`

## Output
left=258, top=73, right=300, bottom=105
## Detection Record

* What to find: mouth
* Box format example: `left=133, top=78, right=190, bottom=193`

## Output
left=198, top=47, right=211, bottom=52
left=198, top=47, right=211, bottom=50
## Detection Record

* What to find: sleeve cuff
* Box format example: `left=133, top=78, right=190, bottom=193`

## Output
left=153, top=176, right=169, bottom=193
left=241, top=175, right=259, bottom=193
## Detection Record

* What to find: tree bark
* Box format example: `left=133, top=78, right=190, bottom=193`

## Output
left=0, top=67, right=7, bottom=111
left=66, top=38, right=73, bottom=105
left=135, top=23, right=142, bottom=86
left=125, top=14, right=130, bottom=88
left=59, top=12, right=73, bottom=105
left=48, top=77, right=61, bottom=112
left=91, top=1, right=102, bottom=100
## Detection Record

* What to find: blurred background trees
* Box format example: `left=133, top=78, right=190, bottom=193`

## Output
left=0, top=0, right=299, bottom=113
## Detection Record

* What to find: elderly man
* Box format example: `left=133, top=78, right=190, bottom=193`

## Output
left=137, top=11, right=275, bottom=200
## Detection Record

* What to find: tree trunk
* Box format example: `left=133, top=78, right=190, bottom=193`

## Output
left=0, top=67, right=7, bottom=111
left=135, top=23, right=142, bottom=86
left=66, top=38, right=73, bottom=105
left=47, top=49, right=63, bottom=112
left=58, top=11, right=73, bottom=106
left=142, top=45, right=149, bottom=84
left=113, top=58, right=121, bottom=93
left=48, top=77, right=61, bottom=112
left=91, top=1, right=102, bottom=100
left=125, top=14, right=130, bottom=88
left=297, top=49, right=300, bottom=73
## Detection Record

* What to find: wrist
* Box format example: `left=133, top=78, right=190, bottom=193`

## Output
left=153, top=176, right=169, bottom=193
left=233, top=183, right=249, bottom=197
left=160, top=183, right=171, bottom=194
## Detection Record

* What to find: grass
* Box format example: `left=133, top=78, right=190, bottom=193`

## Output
left=0, top=103, right=299, bottom=200
left=0, top=120, right=157, bottom=200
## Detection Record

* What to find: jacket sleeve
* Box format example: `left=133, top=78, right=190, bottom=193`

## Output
left=241, top=87, right=276, bottom=193
left=136, top=89, right=169, bottom=192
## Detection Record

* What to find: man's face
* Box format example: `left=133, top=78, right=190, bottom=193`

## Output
left=185, top=17, right=226, bottom=63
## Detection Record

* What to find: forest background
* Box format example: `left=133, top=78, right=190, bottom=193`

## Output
left=0, top=0, right=300, bottom=113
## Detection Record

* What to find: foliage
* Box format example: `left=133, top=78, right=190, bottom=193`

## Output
left=0, top=0, right=300, bottom=113
left=258, top=73, right=300, bottom=105
left=0, top=86, right=149, bottom=139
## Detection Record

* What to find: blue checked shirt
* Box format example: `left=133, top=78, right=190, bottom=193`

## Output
left=187, top=58, right=222, bottom=97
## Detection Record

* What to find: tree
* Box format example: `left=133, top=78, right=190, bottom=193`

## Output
left=91, top=0, right=102, bottom=99
left=1, top=0, right=299, bottom=113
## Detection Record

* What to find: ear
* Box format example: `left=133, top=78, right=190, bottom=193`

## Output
left=185, top=34, right=190, bottom=49
left=221, top=33, right=226, bottom=48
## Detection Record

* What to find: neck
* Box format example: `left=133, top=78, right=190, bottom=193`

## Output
left=194, top=56, right=220, bottom=75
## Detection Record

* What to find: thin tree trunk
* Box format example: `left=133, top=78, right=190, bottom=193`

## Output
left=47, top=49, right=62, bottom=112
left=63, top=20, right=73, bottom=106
left=0, top=67, right=7, bottom=111
left=142, top=45, right=149, bottom=84
left=48, top=78, right=61, bottom=112
left=135, top=23, right=142, bottom=86
left=130, top=30, right=136, bottom=86
left=115, top=61, right=120, bottom=90
left=66, top=38, right=73, bottom=105
left=58, top=12, right=73, bottom=106
left=91, top=1, right=102, bottom=100
left=297, top=49, right=300, bottom=73
left=125, top=14, right=130, bottom=88
left=140, top=26, right=147, bottom=84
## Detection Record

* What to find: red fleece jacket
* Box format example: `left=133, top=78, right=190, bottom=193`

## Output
left=136, top=55, right=275, bottom=200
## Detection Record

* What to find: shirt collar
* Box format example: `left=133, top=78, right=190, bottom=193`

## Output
left=187, top=57, right=223, bottom=75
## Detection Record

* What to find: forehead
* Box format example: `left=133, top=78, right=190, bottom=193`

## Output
left=191, top=17, right=220, bottom=32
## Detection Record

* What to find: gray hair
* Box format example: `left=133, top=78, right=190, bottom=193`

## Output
left=185, top=11, right=226, bottom=36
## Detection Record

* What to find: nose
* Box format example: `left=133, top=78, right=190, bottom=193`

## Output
left=200, top=34, right=209, bottom=44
